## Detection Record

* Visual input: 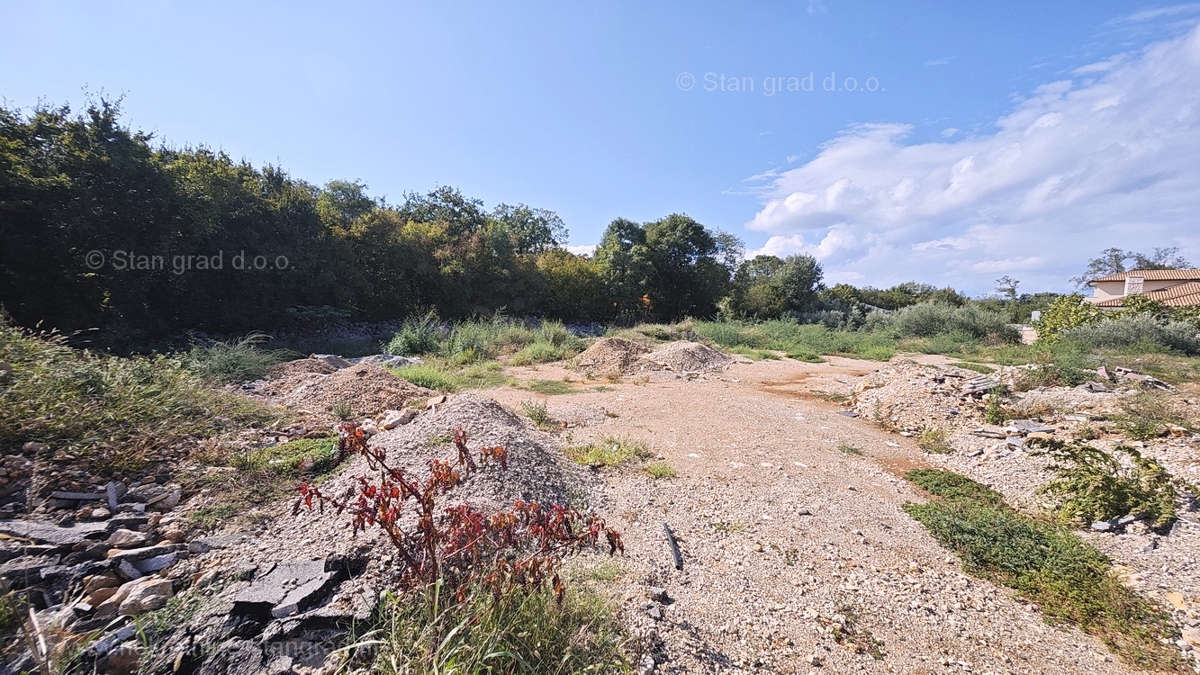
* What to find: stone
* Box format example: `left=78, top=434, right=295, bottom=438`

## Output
left=0, top=519, right=109, bottom=546
left=380, top=409, right=418, bottom=430
left=106, top=528, right=149, bottom=549
left=90, top=507, right=111, bottom=520
left=160, top=528, right=185, bottom=543
left=85, top=586, right=119, bottom=606
left=234, top=560, right=340, bottom=619
left=112, top=577, right=173, bottom=616
left=117, top=559, right=143, bottom=581
left=1165, top=592, right=1188, bottom=611
left=133, top=552, right=178, bottom=574
left=645, top=604, right=663, bottom=621
left=107, top=544, right=184, bottom=563
left=1091, top=521, right=1115, bottom=532
left=310, top=353, right=354, bottom=369
left=148, top=484, right=182, bottom=511
left=1076, top=381, right=1109, bottom=393
left=647, top=586, right=670, bottom=603
left=50, top=490, right=106, bottom=501
left=83, top=572, right=120, bottom=594
left=106, top=481, right=126, bottom=512
left=22, top=441, right=50, bottom=454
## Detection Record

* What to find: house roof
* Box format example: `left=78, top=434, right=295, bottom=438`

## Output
left=1089, top=269, right=1200, bottom=284
left=1092, top=280, right=1200, bottom=308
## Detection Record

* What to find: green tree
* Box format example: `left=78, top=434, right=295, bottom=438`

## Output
left=1071, top=247, right=1192, bottom=288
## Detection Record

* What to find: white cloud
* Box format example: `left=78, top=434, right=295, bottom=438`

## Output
left=566, top=244, right=597, bottom=257
left=745, top=23, right=1200, bottom=293
left=924, top=56, right=956, bottom=67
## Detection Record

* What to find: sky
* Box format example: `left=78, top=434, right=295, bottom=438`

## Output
left=3, top=1, right=1199, bottom=295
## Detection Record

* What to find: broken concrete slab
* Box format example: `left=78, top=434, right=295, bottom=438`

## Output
left=0, top=519, right=109, bottom=546
left=107, top=544, right=185, bottom=563
left=233, top=560, right=342, bottom=620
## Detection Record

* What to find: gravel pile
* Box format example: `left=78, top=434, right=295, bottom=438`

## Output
left=576, top=337, right=651, bottom=377
left=266, top=357, right=338, bottom=379
left=638, top=341, right=731, bottom=374
left=274, top=363, right=428, bottom=421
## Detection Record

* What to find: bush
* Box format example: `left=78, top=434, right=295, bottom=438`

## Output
left=385, top=312, right=443, bottom=356
left=1061, top=315, right=1200, bottom=355
left=1028, top=438, right=1195, bottom=530
left=890, top=303, right=1019, bottom=342
left=181, top=333, right=297, bottom=383
left=1034, top=294, right=1103, bottom=343
left=565, top=437, right=653, bottom=467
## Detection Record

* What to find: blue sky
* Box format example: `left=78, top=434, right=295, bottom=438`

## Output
left=4, top=2, right=1200, bottom=294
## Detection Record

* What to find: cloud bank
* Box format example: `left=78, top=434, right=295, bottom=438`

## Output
left=747, top=23, right=1200, bottom=293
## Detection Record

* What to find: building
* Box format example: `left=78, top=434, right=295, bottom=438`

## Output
left=1085, top=269, right=1200, bottom=308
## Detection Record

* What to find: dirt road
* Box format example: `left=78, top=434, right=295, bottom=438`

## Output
left=492, top=356, right=1140, bottom=674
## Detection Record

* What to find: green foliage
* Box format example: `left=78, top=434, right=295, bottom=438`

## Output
left=390, top=364, right=458, bottom=391
left=1061, top=315, right=1200, bottom=355
left=0, top=321, right=278, bottom=463
left=984, top=391, right=1012, bottom=425
left=565, top=437, right=653, bottom=467
left=1034, top=294, right=1104, bottom=343
left=918, top=427, right=953, bottom=454
left=726, top=254, right=825, bottom=318
left=644, top=462, right=677, bottom=479
left=890, top=304, right=1019, bottom=342
left=824, top=281, right=968, bottom=311
left=949, top=362, right=995, bottom=374
left=366, top=582, right=628, bottom=675
left=1071, top=247, right=1191, bottom=288
left=903, top=468, right=1182, bottom=669
left=1028, top=438, right=1193, bottom=530
left=692, top=319, right=897, bottom=361
left=518, top=400, right=556, bottom=430
left=385, top=312, right=443, bottom=356
left=1011, top=344, right=1095, bottom=390
left=837, top=443, right=863, bottom=456
left=524, top=379, right=577, bottom=396
left=181, top=333, right=297, bottom=384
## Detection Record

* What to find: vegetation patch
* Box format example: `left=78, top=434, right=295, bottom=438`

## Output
left=388, top=360, right=512, bottom=392
left=917, top=427, right=953, bottom=454
left=644, top=461, right=677, bottom=479
left=837, top=443, right=863, bottom=456
left=0, top=322, right=280, bottom=467
left=903, top=468, right=1183, bottom=670
left=565, top=436, right=653, bottom=467
left=518, top=400, right=557, bottom=430
left=1028, top=437, right=1197, bottom=530
left=180, top=332, right=297, bottom=383
left=948, top=361, right=996, bottom=375
left=524, top=379, right=578, bottom=396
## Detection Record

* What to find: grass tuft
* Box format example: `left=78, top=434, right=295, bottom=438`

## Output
left=644, top=461, right=677, bottom=479
left=565, top=436, right=652, bottom=467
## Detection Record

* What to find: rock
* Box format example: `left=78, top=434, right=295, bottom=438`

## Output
left=22, top=441, right=50, bottom=454
left=90, top=507, right=111, bottom=520
left=84, top=586, right=120, bottom=606
left=107, top=544, right=184, bottom=563
left=645, top=604, right=664, bottom=621
left=647, top=586, right=670, bottom=604
left=1076, top=381, right=1109, bottom=393
left=1165, top=592, right=1188, bottom=611
left=117, top=559, right=143, bottom=581
left=133, top=552, right=178, bottom=574
left=106, top=481, right=126, bottom=512
left=352, top=354, right=421, bottom=367
left=638, top=654, right=656, bottom=675
left=160, top=528, right=185, bottom=543
left=233, top=559, right=342, bottom=619
left=309, top=353, right=354, bottom=369
left=380, top=408, right=418, bottom=430
left=0, top=555, right=60, bottom=586
left=1183, top=627, right=1200, bottom=648
left=83, top=572, right=120, bottom=594
left=101, top=641, right=141, bottom=675
left=106, top=528, right=149, bottom=549
left=117, top=577, right=173, bottom=616
left=1091, top=521, right=1115, bottom=532
left=0, top=519, right=109, bottom=546
left=50, top=490, right=106, bottom=501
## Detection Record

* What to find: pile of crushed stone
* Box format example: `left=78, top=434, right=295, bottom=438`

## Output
left=265, top=363, right=428, bottom=420
left=575, top=337, right=650, bottom=376
left=638, top=340, right=731, bottom=373
left=364, top=393, right=598, bottom=511
left=265, top=357, right=337, bottom=379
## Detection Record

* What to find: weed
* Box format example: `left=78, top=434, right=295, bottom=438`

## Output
left=181, top=332, right=297, bottom=383
left=711, top=521, right=746, bottom=533
left=524, top=379, right=577, bottom=396
left=331, top=400, right=353, bottom=420
left=903, top=468, right=1183, bottom=669
left=918, top=427, right=953, bottom=454
left=389, top=364, right=459, bottom=391
left=1112, top=392, right=1191, bottom=441
left=1028, top=437, right=1196, bottom=530
left=1074, top=423, right=1101, bottom=441
left=564, top=558, right=626, bottom=583
left=644, top=462, right=677, bottom=479
left=983, top=389, right=1012, bottom=425
left=386, top=311, right=442, bottom=356
left=187, top=503, right=239, bottom=529
left=0, top=322, right=280, bottom=465
left=565, top=437, right=652, bottom=467
left=825, top=605, right=885, bottom=660
left=518, top=400, right=557, bottom=430
left=366, top=581, right=628, bottom=674
left=837, top=443, right=863, bottom=456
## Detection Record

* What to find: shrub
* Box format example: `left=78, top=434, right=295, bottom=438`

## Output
left=389, top=364, right=458, bottom=391
left=1061, top=315, right=1200, bottom=355
left=1028, top=437, right=1196, bottom=530
left=510, top=342, right=569, bottom=365
left=918, top=427, right=953, bottom=454
left=386, top=312, right=443, bottom=356
left=181, top=332, right=297, bottom=383
left=891, top=303, right=1019, bottom=342
left=903, top=468, right=1182, bottom=668
left=518, top=400, right=555, bottom=429
left=1034, top=294, right=1103, bottom=343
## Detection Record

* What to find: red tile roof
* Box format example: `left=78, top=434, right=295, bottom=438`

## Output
left=1089, top=269, right=1200, bottom=284
left=1092, top=280, right=1200, bottom=308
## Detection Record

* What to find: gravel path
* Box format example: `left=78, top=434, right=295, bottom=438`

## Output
left=493, top=357, right=1169, bottom=674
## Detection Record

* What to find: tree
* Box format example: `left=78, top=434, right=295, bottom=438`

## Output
left=490, top=203, right=568, bottom=254
left=317, top=180, right=377, bottom=227
left=775, top=254, right=824, bottom=313
left=643, top=214, right=731, bottom=319
left=594, top=218, right=654, bottom=318
left=994, top=276, right=1020, bottom=302
left=728, top=255, right=788, bottom=317
left=1071, top=247, right=1192, bottom=288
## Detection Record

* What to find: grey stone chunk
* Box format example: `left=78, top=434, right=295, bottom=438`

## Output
left=0, top=519, right=109, bottom=546
left=132, top=553, right=178, bottom=574
left=233, top=560, right=337, bottom=618
left=50, top=490, right=106, bottom=501
left=118, top=559, right=143, bottom=580
left=1091, top=520, right=1114, bottom=532
left=107, top=544, right=184, bottom=563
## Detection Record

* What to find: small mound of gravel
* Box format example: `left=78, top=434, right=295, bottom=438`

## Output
left=638, top=341, right=731, bottom=373
left=277, top=363, right=429, bottom=420
left=267, top=357, right=338, bottom=379
left=368, top=393, right=597, bottom=510
left=576, top=337, right=650, bottom=376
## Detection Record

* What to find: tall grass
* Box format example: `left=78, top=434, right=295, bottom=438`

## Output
left=0, top=321, right=279, bottom=465
left=692, top=320, right=898, bottom=361
left=387, top=314, right=582, bottom=365
left=180, top=332, right=297, bottom=383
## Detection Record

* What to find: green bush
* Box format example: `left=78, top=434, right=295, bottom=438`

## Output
left=1034, top=294, right=1104, bottom=343
left=367, top=582, right=628, bottom=674
left=386, top=312, right=443, bottom=356
left=890, top=303, right=1019, bottom=342
left=1061, top=315, right=1200, bottom=355
left=565, top=436, right=652, bottom=467
left=180, top=333, right=297, bottom=383
left=389, top=364, right=458, bottom=391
